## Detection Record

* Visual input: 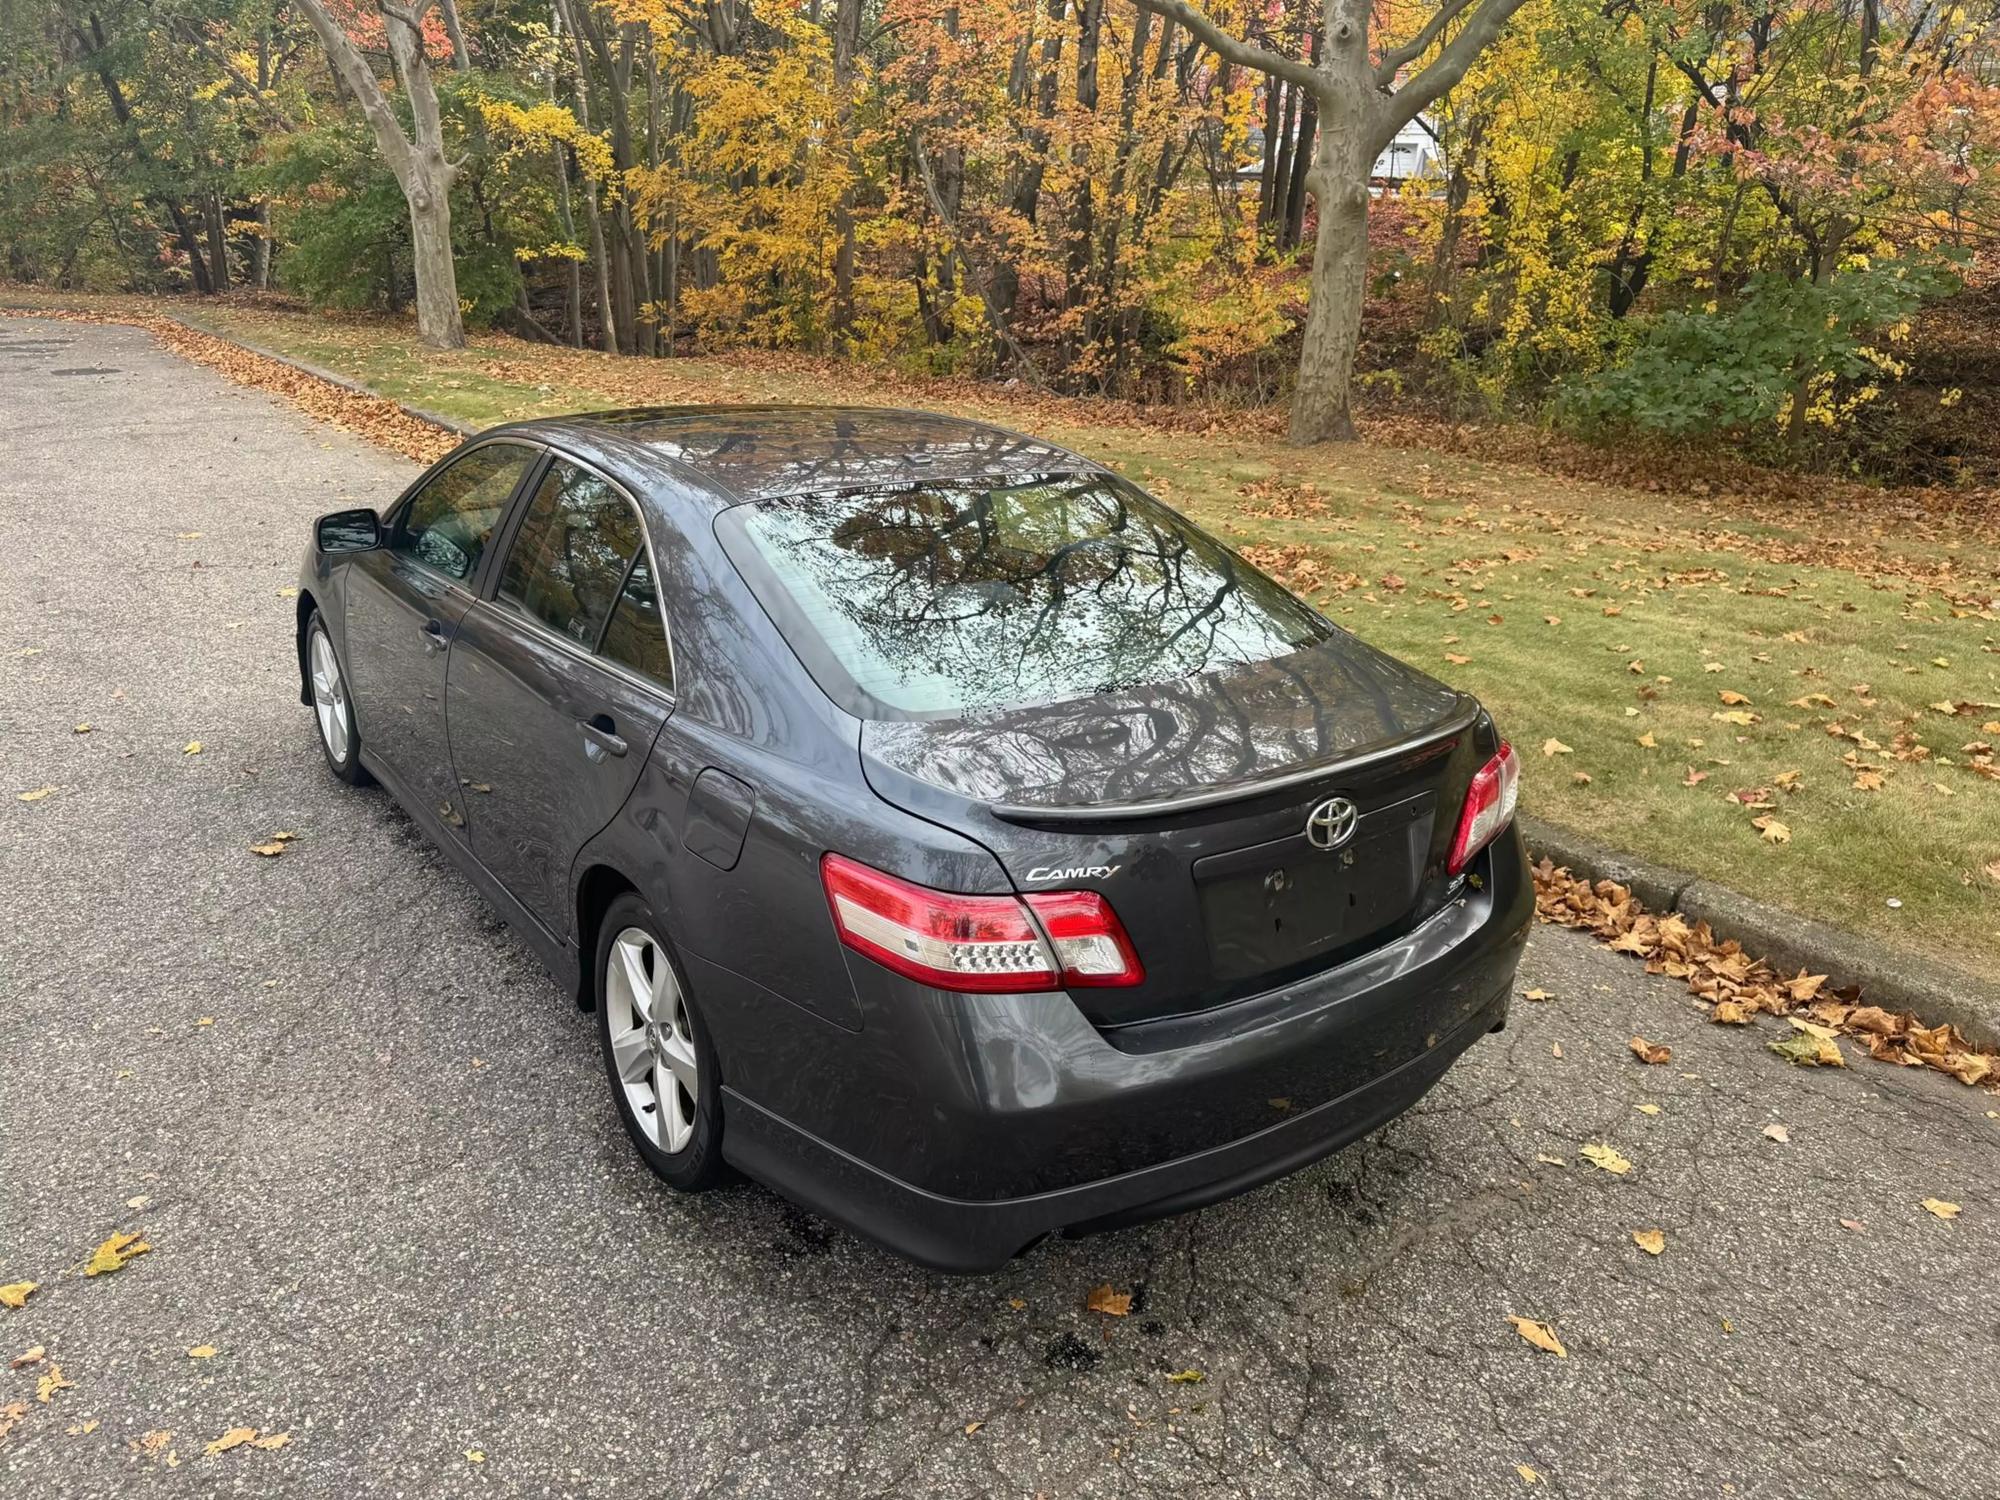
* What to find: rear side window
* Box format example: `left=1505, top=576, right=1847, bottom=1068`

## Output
left=390, top=442, right=537, bottom=582
left=499, top=460, right=646, bottom=648
left=598, top=554, right=674, bottom=689
left=721, top=473, right=1332, bottom=718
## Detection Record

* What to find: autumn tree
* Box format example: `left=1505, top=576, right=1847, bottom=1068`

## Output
left=293, top=0, right=467, bottom=347
left=1136, top=0, right=1532, bottom=442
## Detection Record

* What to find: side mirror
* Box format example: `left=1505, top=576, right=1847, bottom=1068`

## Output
left=316, top=507, right=381, bottom=553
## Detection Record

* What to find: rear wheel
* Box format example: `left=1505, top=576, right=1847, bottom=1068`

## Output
left=595, top=892, right=724, bottom=1190
left=306, top=611, right=369, bottom=786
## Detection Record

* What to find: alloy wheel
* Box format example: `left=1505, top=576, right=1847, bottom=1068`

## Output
left=309, top=630, right=351, bottom=765
left=604, top=926, right=698, bottom=1154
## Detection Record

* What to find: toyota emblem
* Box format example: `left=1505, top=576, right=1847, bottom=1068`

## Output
left=1304, top=796, right=1359, bottom=852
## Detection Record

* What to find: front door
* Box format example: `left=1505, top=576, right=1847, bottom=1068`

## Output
left=446, top=455, right=675, bottom=935
left=343, top=441, right=542, bottom=834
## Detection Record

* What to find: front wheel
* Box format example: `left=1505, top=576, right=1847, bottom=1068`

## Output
left=595, top=892, right=725, bottom=1191
left=306, top=611, right=369, bottom=786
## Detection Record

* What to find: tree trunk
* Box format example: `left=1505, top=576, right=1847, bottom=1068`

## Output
left=206, top=194, right=230, bottom=291
left=831, top=0, right=864, bottom=338
left=1289, top=71, right=1370, bottom=445
left=405, top=166, right=464, bottom=349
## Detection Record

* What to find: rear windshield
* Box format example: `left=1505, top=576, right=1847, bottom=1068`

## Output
left=719, top=473, right=1333, bottom=719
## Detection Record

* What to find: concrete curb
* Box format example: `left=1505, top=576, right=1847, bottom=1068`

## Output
left=155, top=311, right=481, bottom=440
left=1520, top=813, right=2000, bottom=1050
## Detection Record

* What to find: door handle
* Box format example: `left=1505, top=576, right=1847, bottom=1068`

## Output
left=578, top=714, right=628, bottom=759
left=418, top=619, right=446, bottom=654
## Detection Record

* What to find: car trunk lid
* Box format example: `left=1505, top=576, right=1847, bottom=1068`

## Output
left=861, top=638, right=1486, bottom=1026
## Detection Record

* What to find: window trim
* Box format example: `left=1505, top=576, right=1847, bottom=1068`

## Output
left=479, top=447, right=677, bottom=703
left=381, top=436, right=551, bottom=596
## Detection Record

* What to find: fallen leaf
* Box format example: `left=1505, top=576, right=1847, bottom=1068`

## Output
left=1762, top=1123, right=1790, bottom=1143
left=16, top=787, right=58, bottom=803
left=1444, top=652, right=1471, bottom=665
left=252, top=1432, right=290, bottom=1450
left=1840, top=1218, right=1867, bottom=1233
left=1712, top=710, right=1759, bottom=727
left=0, top=1402, right=25, bottom=1441
left=465, top=1450, right=486, bottom=1463
left=1634, top=1103, right=1662, bottom=1116
left=1542, top=738, right=1573, bottom=758
left=1636, top=732, right=1657, bottom=748
left=1711, top=1000, right=1751, bottom=1025
left=73, top=723, right=91, bottom=734
left=1753, top=816, right=1791, bottom=845
left=1631, top=1229, right=1665, bottom=1256
left=1682, top=767, right=1709, bottom=787
left=1086, top=1284, right=1132, bottom=1317
left=0, top=1282, right=35, bottom=1309
left=1628, top=1037, right=1671, bottom=1065
left=1523, top=988, right=1553, bottom=1002
left=1505, top=1316, right=1567, bottom=1357
left=248, top=841, right=288, bottom=857
left=1165, top=1369, right=1205, bottom=1383
left=204, top=1426, right=257, bottom=1458
left=84, top=1230, right=152, bottom=1277
left=1572, top=771, right=1593, bottom=785
left=1580, top=1142, right=1633, bottom=1175
left=36, top=1364, right=75, bottom=1403
left=1007, top=1298, right=1026, bottom=1310
left=1535, top=1154, right=1565, bottom=1167
left=1921, top=1198, right=1961, bottom=1220
left=1853, top=770, right=1885, bottom=791
left=1768, top=1033, right=1844, bottom=1068
left=1718, top=690, right=1753, bottom=706
left=187, top=1345, right=218, bottom=1359
left=1550, top=1042, right=1563, bottom=1058
left=1517, top=1463, right=1544, bottom=1485
left=10, top=1346, right=44, bottom=1369
left=183, top=741, right=202, bottom=755
left=964, top=1420, right=984, bottom=1435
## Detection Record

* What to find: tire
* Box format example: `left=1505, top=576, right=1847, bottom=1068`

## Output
left=594, top=891, right=725, bottom=1190
left=305, top=610, right=371, bottom=787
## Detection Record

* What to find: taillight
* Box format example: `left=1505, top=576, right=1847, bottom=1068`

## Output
left=820, top=854, right=1143, bottom=992
left=1447, top=741, right=1520, bottom=876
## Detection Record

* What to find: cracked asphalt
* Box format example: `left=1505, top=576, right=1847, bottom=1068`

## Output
left=3, top=314, right=1998, bottom=1499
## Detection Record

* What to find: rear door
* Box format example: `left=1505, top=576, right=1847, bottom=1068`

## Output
left=445, top=454, right=675, bottom=937
left=343, top=440, right=542, bottom=832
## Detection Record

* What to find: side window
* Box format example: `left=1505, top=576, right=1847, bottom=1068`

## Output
left=389, top=443, right=537, bottom=582
left=598, top=554, right=674, bottom=690
left=499, top=460, right=646, bottom=649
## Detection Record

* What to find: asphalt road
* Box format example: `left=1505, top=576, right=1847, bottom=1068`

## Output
left=3, top=314, right=1997, bottom=1500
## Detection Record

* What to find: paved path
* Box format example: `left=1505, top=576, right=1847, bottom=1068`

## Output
left=3, top=315, right=1997, bottom=1499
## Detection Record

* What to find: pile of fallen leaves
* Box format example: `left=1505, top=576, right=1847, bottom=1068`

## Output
left=1532, top=857, right=1998, bottom=1092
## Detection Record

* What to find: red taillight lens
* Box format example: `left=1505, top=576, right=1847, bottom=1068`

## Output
left=1023, top=891, right=1145, bottom=988
left=820, top=855, right=1142, bottom=992
left=1447, top=741, right=1520, bottom=876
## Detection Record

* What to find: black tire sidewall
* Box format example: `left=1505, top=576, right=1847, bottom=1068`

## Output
left=306, top=611, right=368, bottom=786
left=594, top=892, right=724, bottom=1190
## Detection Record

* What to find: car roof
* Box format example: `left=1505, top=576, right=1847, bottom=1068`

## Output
left=490, top=405, right=1092, bottom=508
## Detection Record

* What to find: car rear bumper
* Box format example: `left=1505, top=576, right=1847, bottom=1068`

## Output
left=718, top=832, right=1531, bottom=1272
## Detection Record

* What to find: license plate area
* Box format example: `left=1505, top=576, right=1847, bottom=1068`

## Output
left=1192, top=791, right=1436, bottom=984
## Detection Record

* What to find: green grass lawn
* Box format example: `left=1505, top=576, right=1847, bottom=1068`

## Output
left=37, top=293, right=1997, bottom=970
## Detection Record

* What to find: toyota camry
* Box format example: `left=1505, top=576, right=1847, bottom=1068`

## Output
left=295, top=406, right=1530, bottom=1271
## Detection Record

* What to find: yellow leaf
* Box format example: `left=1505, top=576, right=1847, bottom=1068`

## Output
left=1522, top=988, right=1552, bottom=1002
left=465, top=1450, right=486, bottom=1463
left=183, top=741, right=202, bottom=755
left=1086, top=1284, right=1132, bottom=1317
left=1712, top=710, right=1759, bottom=727
left=1754, top=816, right=1791, bottom=845
left=1628, top=1037, right=1671, bottom=1065
left=37, top=1364, right=75, bottom=1403
left=73, top=723, right=92, bottom=734
left=1635, top=1103, right=1662, bottom=1116
left=964, top=1420, right=984, bottom=1435
left=1631, top=1229, right=1665, bottom=1256
left=205, top=1426, right=257, bottom=1457
left=1517, top=1463, right=1544, bottom=1485
left=1717, top=690, right=1752, bottom=706
left=251, top=1432, right=290, bottom=1450
left=1922, top=1198, right=1961, bottom=1220
left=1541, top=738, right=1573, bottom=757
left=1580, top=1142, right=1633, bottom=1175
left=84, top=1230, right=152, bottom=1277
left=16, top=786, right=58, bottom=803
left=1165, top=1369, right=1205, bottom=1383
left=187, top=1345, right=218, bottom=1359
left=1636, top=732, right=1657, bottom=748
left=0, top=1282, right=35, bottom=1309
left=249, top=841, right=288, bottom=857
left=1505, top=1316, right=1567, bottom=1357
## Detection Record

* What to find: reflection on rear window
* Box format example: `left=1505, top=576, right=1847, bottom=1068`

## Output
left=728, top=474, right=1331, bottom=717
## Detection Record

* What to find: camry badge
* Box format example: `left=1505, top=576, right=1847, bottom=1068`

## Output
left=1304, top=796, right=1359, bottom=852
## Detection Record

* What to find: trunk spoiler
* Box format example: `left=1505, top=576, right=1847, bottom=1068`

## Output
left=987, top=695, right=1481, bottom=825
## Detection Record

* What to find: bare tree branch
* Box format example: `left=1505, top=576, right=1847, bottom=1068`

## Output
left=1374, top=0, right=1478, bottom=84
left=1370, top=0, right=1531, bottom=152
left=1130, top=0, right=1325, bottom=97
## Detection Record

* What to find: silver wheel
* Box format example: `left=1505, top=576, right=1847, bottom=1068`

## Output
left=309, top=629, right=351, bottom=765
left=604, top=926, right=698, bottom=1154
